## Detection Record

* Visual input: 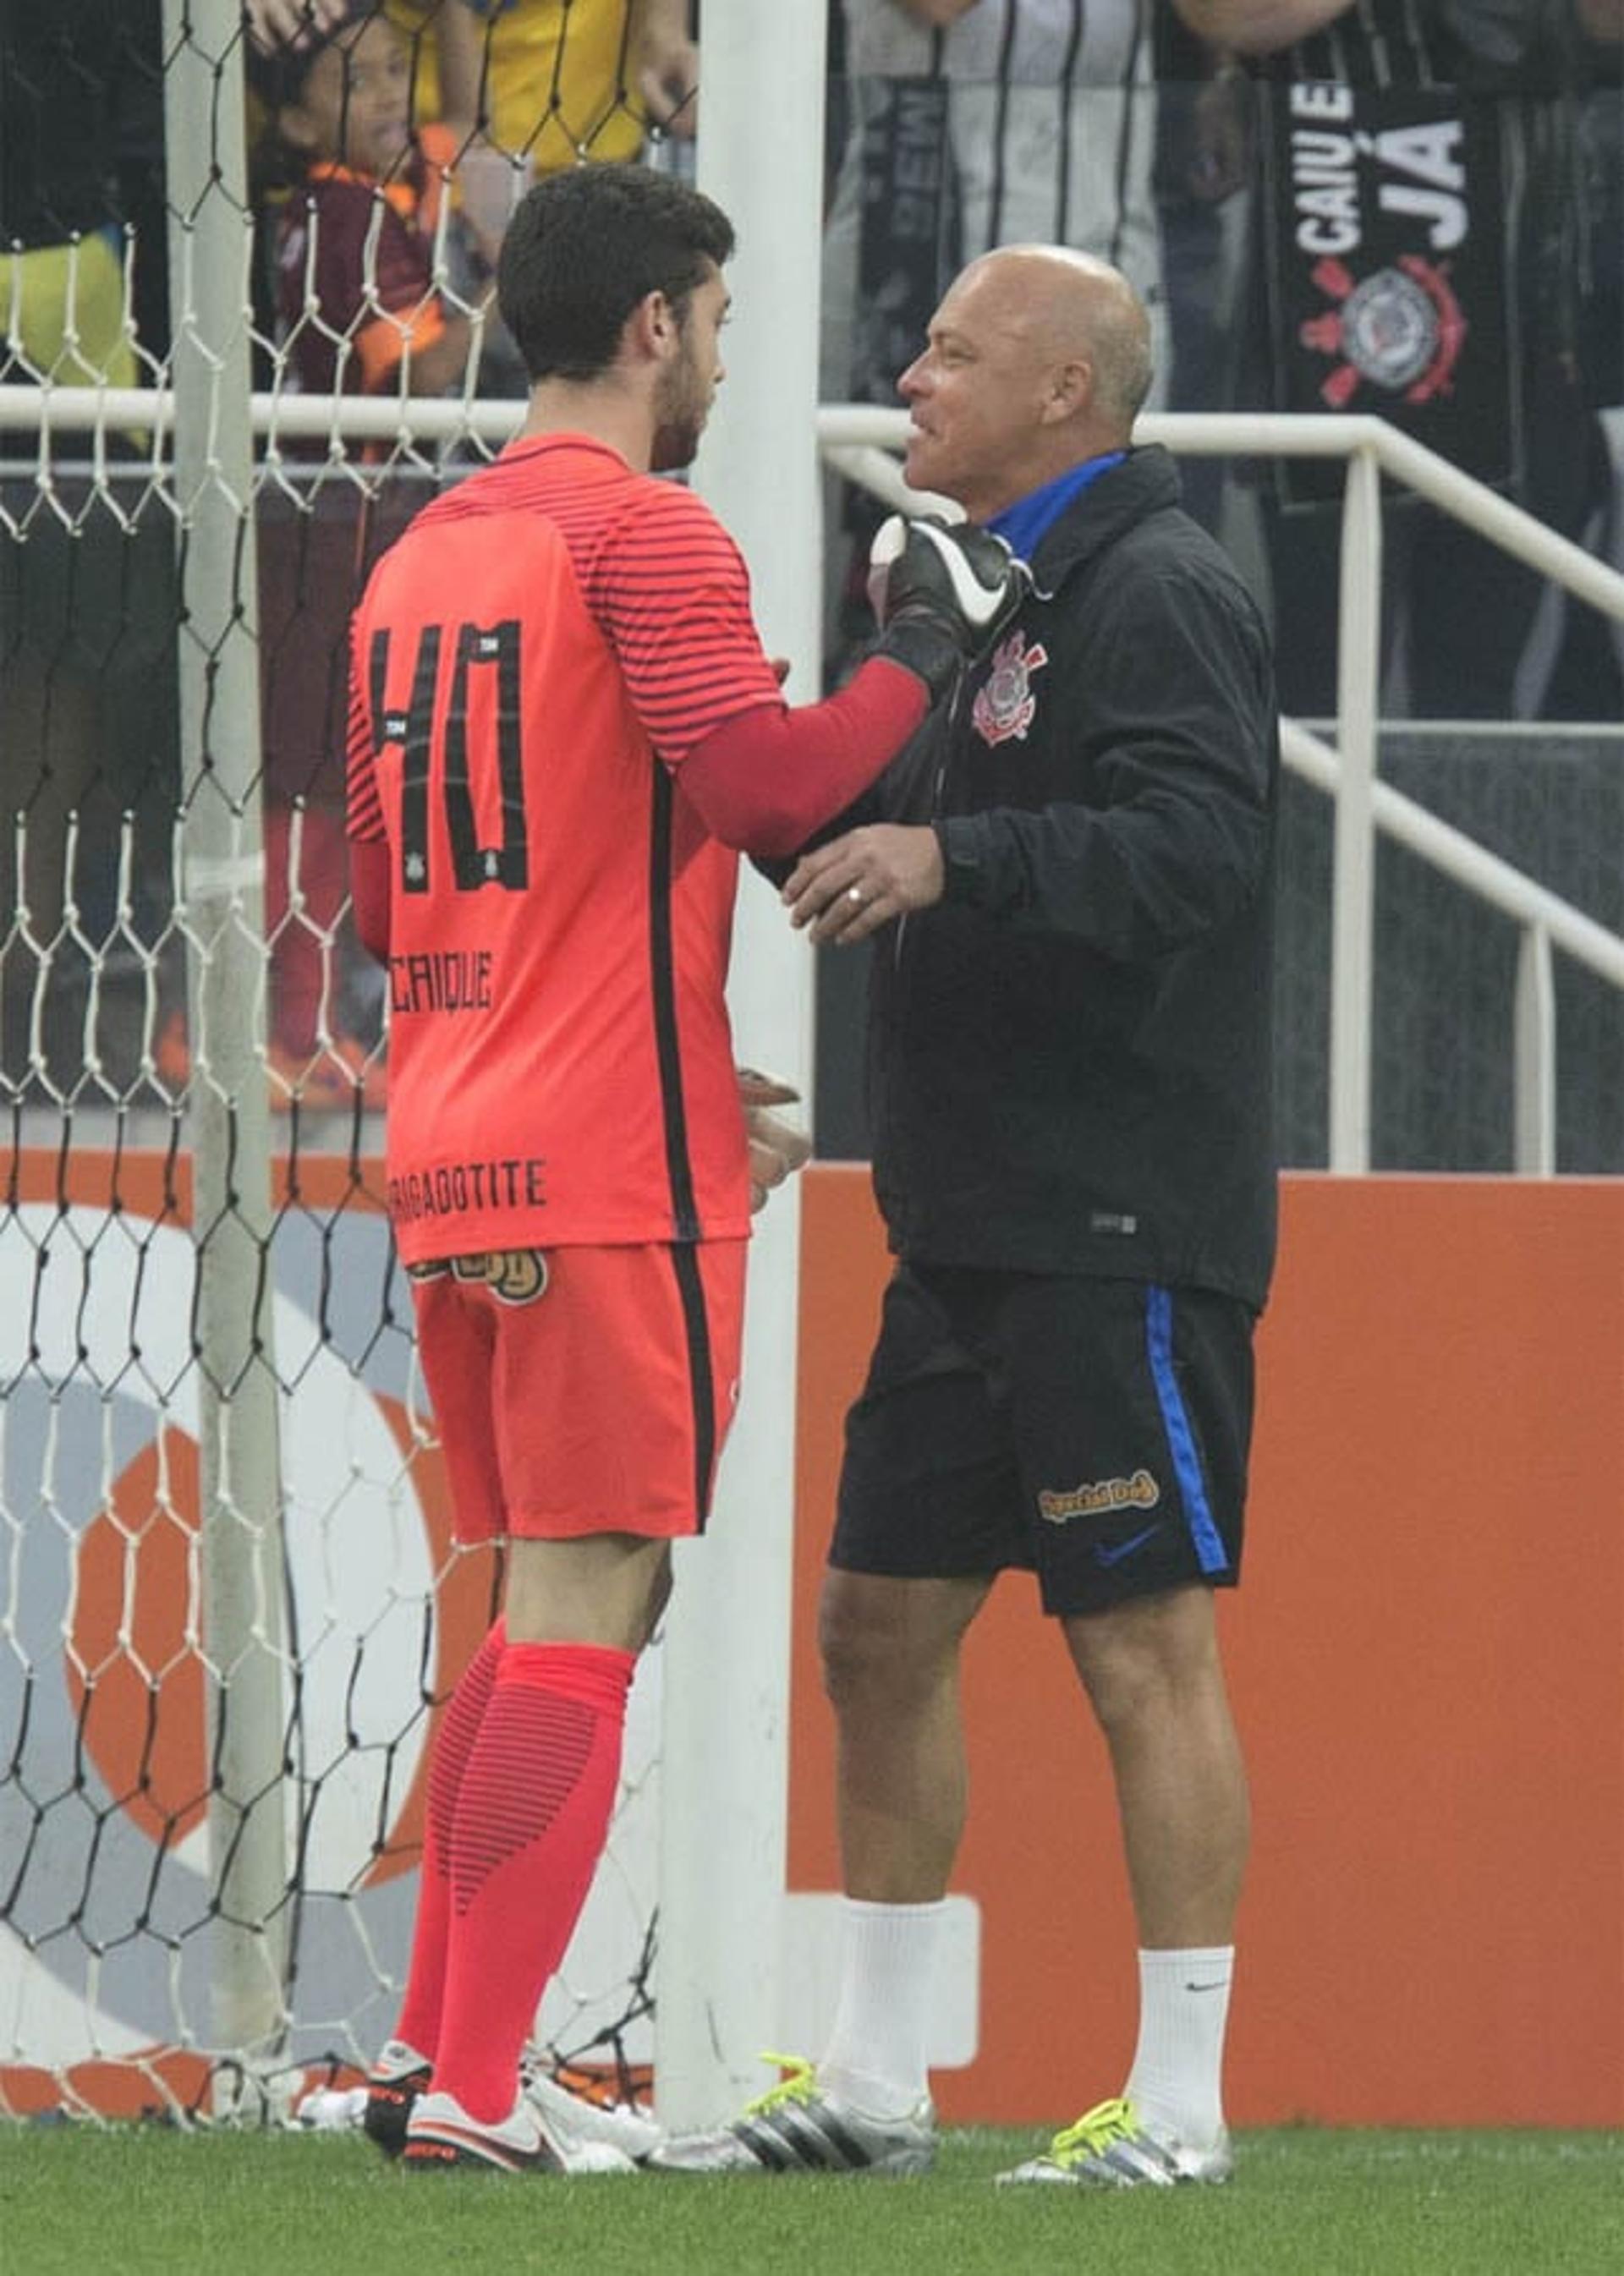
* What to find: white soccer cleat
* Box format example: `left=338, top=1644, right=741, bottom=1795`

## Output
left=356, top=2037, right=657, bottom=2167
left=294, top=2083, right=370, bottom=2132
left=523, top=2066, right=663, bottom=2165
left=996, top=2095, right=1233, bottom=2188
left=645, top=2054, right=935, bottom=2176
left=402, top=2076, right=638, bottom=2176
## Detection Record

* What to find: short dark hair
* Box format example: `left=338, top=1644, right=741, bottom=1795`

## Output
left=497, top=163, right=735, bottom=384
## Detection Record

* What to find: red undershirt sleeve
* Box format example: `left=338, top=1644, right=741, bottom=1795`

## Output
left=676, top=656, right=927, bottom=857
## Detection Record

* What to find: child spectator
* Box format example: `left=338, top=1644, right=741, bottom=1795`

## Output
left=251, top=2, right=474, bottom=400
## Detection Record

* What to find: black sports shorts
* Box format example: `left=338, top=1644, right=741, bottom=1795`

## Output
left=830, top=1264, right=1255, bottom=1617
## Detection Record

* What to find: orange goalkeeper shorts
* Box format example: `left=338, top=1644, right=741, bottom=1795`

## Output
left=409, top=1241, right=746, bottom=1543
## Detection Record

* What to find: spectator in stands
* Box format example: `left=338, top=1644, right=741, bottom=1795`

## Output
left=1531, top=6, right=1624, bottom=714
left=243, top=3, right=705, bottom=394
left=1171, top=0, right=1623, bottom=721
left=244, top=3, right=700, bottom=185
left=250, top=3, right=474, bottom=401
left=390, top=3, right=701, bottom=395
left=0, top=0, right=178, bottom=1100
left=1149, top=8, right=1253, bottom=536
left=410, top=0, right=699, bottom=170
left=825, top=2, right=1166, bottom=413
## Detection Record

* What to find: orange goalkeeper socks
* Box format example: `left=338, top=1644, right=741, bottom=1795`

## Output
left=394, top=1616, right=506, bottom=2061
left=431, top=1640, right=634, bottom=2125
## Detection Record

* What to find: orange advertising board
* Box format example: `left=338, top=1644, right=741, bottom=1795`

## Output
left=4, top=1153, right=1619, bottom=2125
left=789, top=1169, right=1624, bottom=2128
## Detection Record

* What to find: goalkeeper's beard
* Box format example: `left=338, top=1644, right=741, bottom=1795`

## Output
left=650, top=337, right=711, bottom=473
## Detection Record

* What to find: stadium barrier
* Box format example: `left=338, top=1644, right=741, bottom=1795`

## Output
left=790, top=1164, right=1624, bottom=2130
left=5, top=1153, right=1619, bottom=2127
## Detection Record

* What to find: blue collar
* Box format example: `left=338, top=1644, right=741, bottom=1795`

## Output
left=987, top=451, right=1127, bottom=562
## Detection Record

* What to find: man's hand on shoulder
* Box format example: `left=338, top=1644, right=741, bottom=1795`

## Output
left=869, top=516, right=1029, bottom=705
left=782, top=825, right=945, bottom=946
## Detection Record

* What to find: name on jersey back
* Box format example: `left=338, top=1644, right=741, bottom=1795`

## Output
left=390, top=950, right=494, bottom=1016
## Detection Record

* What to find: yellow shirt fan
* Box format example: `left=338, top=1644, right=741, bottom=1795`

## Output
left=385, top=0, right=646, bottom=173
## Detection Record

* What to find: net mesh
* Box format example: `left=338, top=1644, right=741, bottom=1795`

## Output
left=0, top=0, right=689, bottom=2125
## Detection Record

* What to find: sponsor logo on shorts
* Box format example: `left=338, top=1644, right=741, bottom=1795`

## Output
left=1036, top=1468, right=1160, bottom=1525
left=406, top=1248, right=551, bottom=1304
left=1094, top=1522, right=1163, bottom=1569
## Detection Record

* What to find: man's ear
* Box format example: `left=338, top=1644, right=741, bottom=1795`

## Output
left=629, top=288, right=680, bottom=362
left=1041, top=357, right=1091, bottom=426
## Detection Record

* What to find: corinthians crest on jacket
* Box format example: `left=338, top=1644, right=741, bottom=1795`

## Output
left=973, top=629, right=1049, bottom=748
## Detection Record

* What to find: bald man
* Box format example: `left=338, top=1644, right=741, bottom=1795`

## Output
left=651, top=250, right=1279, bottom=2190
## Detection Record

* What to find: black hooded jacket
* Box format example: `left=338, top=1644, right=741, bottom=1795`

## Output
left=866, top=444, right=1281, bottom=1311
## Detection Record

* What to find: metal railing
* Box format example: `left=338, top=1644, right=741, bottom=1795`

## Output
left=823, top=406, right=1624, bottom=1176
left=5, top=385, right=1623, bottom=1173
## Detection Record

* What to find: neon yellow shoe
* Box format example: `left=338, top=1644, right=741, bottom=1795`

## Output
left=996, top=2096, right=1232, bottom=2188
left=646, top=2054, right=935, bottom=2175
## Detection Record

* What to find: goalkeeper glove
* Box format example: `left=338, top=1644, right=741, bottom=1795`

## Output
left=868, top=515, right=1030, bottom=705
left=738, top=1067, right=813, bottom=1213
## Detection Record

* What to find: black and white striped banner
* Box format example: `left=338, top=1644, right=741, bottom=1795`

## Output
left=1262, top=80, right=1517, bottom=504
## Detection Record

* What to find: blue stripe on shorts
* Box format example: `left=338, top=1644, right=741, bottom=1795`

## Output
left=1145, top=1284, right=1229, bottom=1577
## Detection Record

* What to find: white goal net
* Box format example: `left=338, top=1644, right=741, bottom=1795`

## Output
left=0, top=0, right=700, bottom=2125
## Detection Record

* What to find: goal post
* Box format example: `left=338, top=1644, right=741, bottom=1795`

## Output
left=657, top=0, right=829, bottom=2133
left=161, top=0, right=289, bottom=2084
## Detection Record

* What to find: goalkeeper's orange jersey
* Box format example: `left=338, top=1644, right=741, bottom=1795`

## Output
left=347, top=434, right=782, bottom=1264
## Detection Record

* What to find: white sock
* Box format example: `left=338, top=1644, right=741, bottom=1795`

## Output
left=1123, top=1945, right=1234, bottom=2149
left=817, top=1896, right=945, bottom=2120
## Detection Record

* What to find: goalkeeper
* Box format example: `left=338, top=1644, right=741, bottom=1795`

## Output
left=344, top=161, right=1023, bottom=2175
left=652, top=248, right=1280, bottom=2191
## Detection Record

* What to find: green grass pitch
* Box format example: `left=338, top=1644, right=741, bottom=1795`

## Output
left=2, top=2123, right=1620, bottom=2274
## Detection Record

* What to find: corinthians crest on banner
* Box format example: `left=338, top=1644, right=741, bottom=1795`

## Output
left=1261, top=80, right=1517, bottom=507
